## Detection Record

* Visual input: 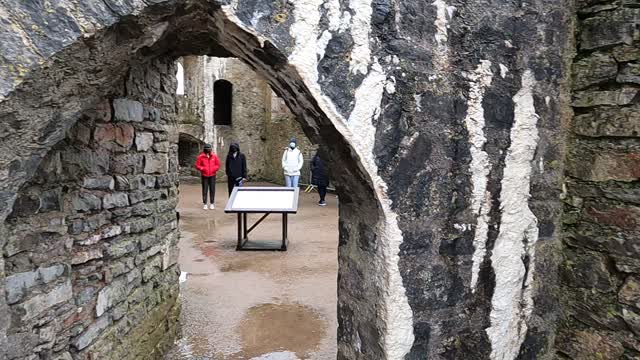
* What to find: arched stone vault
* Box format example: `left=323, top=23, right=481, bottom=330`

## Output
left=0, top=0, right=577, bottom=359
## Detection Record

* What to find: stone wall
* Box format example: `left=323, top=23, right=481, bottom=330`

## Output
left=0, top=0, right=580, bottom=359
left=558, top=2, right=640, bottom=358
left=209, top=57, right=271, bottom=181
left=2, top=58, right=180, bottom=360
left=177, top=55, right=314, bottom=184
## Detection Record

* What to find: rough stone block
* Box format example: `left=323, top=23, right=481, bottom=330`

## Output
left=107, top=237, right=138, bottom=259
left=558, top=330, right=624, bottom=359
left=61, top=149, right=110, bottom=178
left=144, top=153, right=168, bottom=174
left=136, top=245, right=162, bottom=266
left=6, top=332, right=40, bottom=359
left=114, top=175, right=132, bottom=191
left=96, top=277, right=129, bottom=317
left=153, top=141, right=170, bottom=153
left=77, top=225, right=123, bottom=246
left=10, top=193, right=40, bottom=217
left=75, top=286, right=99, bottom=306
left=123, top=217, right=155, bottom=234
left=102, top=192, right=130, bottom=209
left=110, top=153, right=144, bottom=175
left=144, top=106, right=161, bottom=122
left=572, top=52, right=617, bottom=90
left=573, top=106, right=640, bottom=137
left=561, top=250, right=614, bottom=292
left=82, top=176, right=115, bottom=190
left=113, top=99, right=144, bottom=122
left=135, top=131, right=154, bottom=151
left=157, top=199, right=177, bottom=213
left=131, top=202, right=154, bottom=217
left=142, top=256, right=163, bottom=282
left=584, top=204, right=640, bottom=231
left=51, top=352, right=73, bottom=360
left=162, top=244, right=178, bottom=271
left=69, top=213, right=111, bottom=235
left=617, top=63, right=640, bottom=84
left=19, top=280, right=72, bottom=321
left=40, top=189, right=62, bottom=212
left=569, top=151, right=640, bottom=182
left=6, top=271, right=38, bottom=304
left=70, top=192, right=102, bottom=212
left=73, top=314, right=112, bottom=350
left=129, top=190, right=154, bottom=204
left=39, top=264, right=66, bottom=283
left=613, top=256, right=640, bottom=273
left=110, top=257, right=135, bottom=279
left=619, top=276, right=640, bottom=307
left=580, top=9, right=636, bottom=50
left=75, top=122, right=91, bottom=145
left=93, top=99, right=113, bottom=122
left=112, top=301, right=129, bottom=321
left=94, top=123, right=135, bottom=150
left=72, top=248, right=103, bottom=265
left=156, top=174, right=176, bottom=188
left=622, top=307, right=640, bottom=336
left=139, top=232, right=157, bottom=251
left=572, top=87, right=639, bottom=107
left=613, top=46, right=640, bottom=62
left=115, top=124, right=135, bottom=148
left=38, top=324, right=56, bottom=345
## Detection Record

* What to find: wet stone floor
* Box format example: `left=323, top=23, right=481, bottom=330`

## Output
left=164, top=182, right=338, bottom=360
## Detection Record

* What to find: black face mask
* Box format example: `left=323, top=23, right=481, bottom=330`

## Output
left=204, top=149, right=211, bottom=154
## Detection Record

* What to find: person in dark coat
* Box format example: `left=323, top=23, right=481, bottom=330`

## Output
left=311, top=150, right=329, bottom=206
left=225, top=142, right=247, bottom=195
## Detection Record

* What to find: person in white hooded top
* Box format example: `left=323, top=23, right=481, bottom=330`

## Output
left=282, top=137, right=304, bottom=188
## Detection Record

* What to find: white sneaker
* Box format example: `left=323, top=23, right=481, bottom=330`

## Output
left=209, top=204, right=215, bottom=210
left=203, top=204, right=208, bottom=210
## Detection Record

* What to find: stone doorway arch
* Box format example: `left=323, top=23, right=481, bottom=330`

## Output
left=0, top=2, right=412, bottom=359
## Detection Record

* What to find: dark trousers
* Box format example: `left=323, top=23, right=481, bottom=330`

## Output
left=318, top=185, right=327, bottom=202
left=201, top=176, right=216, bottom=204
left=227, top=178, right=241, bottom=195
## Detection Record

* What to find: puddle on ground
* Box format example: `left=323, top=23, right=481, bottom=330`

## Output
left=235, top=303, right=326, bottom=359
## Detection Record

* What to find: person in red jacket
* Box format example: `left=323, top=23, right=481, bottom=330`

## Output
left=195, top=144, right=220, bottom=210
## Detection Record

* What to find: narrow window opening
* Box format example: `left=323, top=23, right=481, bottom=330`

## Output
left=214, top=79, right=232, bottom=125
left=176, top=62, right=185, bottom=95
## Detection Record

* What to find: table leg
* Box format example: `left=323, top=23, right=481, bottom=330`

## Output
left=237, top=213, right=242, bottom=250
left=282, top=213, right=288, bottom=250
left=243, top=213, right=248, bottom=240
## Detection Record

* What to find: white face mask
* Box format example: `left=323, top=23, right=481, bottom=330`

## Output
left=289, top=142, right=296, bottom=149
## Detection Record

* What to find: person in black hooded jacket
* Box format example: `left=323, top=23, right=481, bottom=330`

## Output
left=225, top=142, right=247, bottom=195
left=311, top=150, right=329, bottom=206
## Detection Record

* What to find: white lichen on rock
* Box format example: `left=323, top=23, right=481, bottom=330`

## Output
left=348, top=61, right=415, bottom=359
left=348, top=0, right=374, bottom=75
left=487, top=70, right=540, bottom=360
left=463, top=60, right=493, bottom=292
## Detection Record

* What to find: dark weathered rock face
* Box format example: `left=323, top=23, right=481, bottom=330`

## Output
left=0, top=0, right=588, bottom=359
left=558, top=1, right=640, bottom=359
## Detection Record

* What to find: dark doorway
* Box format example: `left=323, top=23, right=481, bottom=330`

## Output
left=214, top=79, right=233, bottom=126
left=178, top=133, right=203, bottom=177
